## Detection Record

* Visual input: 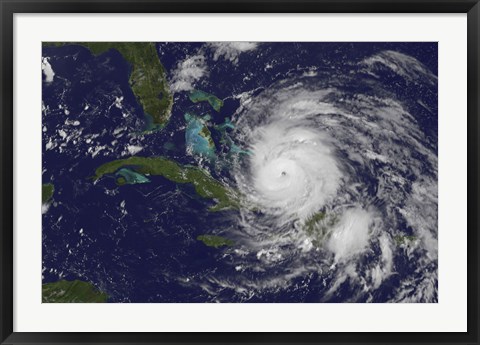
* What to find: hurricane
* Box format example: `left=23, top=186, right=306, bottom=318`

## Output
left=243, top=116, right=342, bottom=223
left=42, top=42, right=438, bottom=303
left=208, top=52, right=438, bottom=302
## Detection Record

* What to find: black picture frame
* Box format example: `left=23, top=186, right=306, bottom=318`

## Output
left=1, top=0, right=479, bottom=344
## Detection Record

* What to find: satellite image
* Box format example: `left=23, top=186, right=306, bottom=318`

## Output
left=42, top=42, right=438, bottom=303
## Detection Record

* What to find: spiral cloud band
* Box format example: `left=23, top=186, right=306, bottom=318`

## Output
left=201, top=50, right=437, bottom=303
left=249, top=120, right=342, bottom=222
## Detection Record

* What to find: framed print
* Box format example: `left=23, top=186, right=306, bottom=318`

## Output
left=1, top=0, right=479, bottom=344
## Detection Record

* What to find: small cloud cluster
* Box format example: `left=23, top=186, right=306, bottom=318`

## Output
left=361, top=50, right=437, bottom=86
left=42, top=57, right=55, bottom=83
left=170, top=54, right=208, bottom=92
left=208, top=42, right=258, bottom=64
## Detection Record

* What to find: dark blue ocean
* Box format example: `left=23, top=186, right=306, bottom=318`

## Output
left=42, top=42, right=438, bottom=302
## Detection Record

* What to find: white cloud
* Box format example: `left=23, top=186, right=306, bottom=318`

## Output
left=327, top=208, right=374, bottom=261
left=126, top=145, right=143, bottom=155
left=361, top=50, right=437, bottom=86
left=41, top=57, right=55, bottom=83
left=170, top=54, right=208, bottom=92
left=208, top=42, right=258, bottom=64
left=370, top=234, right=394, bottom=289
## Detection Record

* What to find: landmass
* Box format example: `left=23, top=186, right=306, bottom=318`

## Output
left=42, top=183, right=55, bottom=204
left=184, top=112, right=216, bottom=159
left=94, top=156, right=239, bottom=211
left=43, top=42, right=173, bottom=128
left=197, top=234, right=234, bottom=248
left=42, top=279, right=108, bottom=303
left=394, top=235, right=417, bottom=245
left=303, top=212, right=336, bottom=247
left=304, top=212, right=326, bottom=234
left=189, top=90, right=223, bottom=112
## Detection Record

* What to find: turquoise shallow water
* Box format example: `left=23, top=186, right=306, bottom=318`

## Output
left=184, top=112, right=216, bottom=159
left=189, top=89, right=223, bottom=112
left=116, top=168, right=150, bottom=184
left=42, top=42, right=438, bottom=303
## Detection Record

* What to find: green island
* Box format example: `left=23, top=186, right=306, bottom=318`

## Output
left=199, top=126, right=215, bottom=148
left=304, top=212, right=326, bottom=234
left=44, top=42, right=173, bottom=128
left=197, top=234, right=234, bottom=248
left=116, top=176, right=127, bottom=186
left=42, top=279, right=108, bottom=303
left=303, top=211, right=336, bottom=247
left=94, top=156, right=239, bottom=211
left=394, top=235, right=417, bottom=245
left=42, top=183, right=55, bottom=204
left=189, top=90, right=224, bottom=112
